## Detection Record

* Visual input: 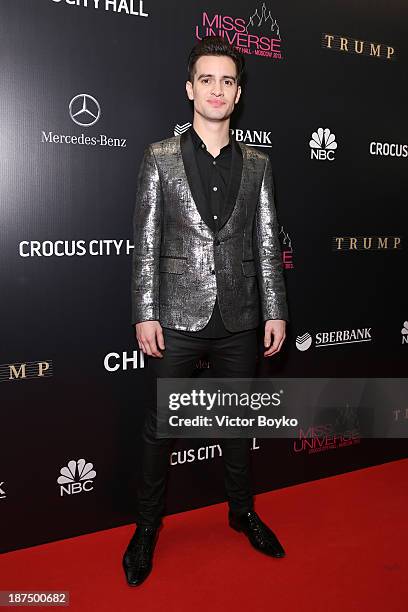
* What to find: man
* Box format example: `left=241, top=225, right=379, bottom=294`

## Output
left=123, top=36, right=289, bottom=587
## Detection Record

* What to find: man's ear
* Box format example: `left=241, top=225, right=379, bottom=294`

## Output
left=235, top=85, right=242, bottom=104
left=186, top=80, right=194, bottom=101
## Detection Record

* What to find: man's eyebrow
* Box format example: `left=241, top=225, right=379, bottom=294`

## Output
left=197, top=73, right=236, bottom=82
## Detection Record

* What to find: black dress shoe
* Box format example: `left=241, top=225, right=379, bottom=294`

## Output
left=229, top=510, right=286, bottom=558
left=122, top=525, right=160, bottom=586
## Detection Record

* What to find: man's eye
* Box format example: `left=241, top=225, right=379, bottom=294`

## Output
left=202, top=79, right=209, bottom=84
left=225, top=80, right=232, bottom=85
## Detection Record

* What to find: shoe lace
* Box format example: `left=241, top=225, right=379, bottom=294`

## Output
left=127, top=528, right=156, bottom=566
left=247, top=512, right=270, bottom=540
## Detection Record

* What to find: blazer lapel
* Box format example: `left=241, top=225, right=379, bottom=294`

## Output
left=218, top=136, right=243, bottom=232
left=180, top=129, right=215, bottom=233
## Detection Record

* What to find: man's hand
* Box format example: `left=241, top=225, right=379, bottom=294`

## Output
left=135, top=321, right=165, bottom=357
left=263, top=319, right=286, bottom=358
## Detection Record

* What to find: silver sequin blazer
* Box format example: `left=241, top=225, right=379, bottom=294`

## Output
left=131, top=129, right=289, bottom=332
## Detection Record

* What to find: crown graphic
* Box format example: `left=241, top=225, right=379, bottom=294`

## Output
left=57, top=459, right=96, bottom=485
left=279, top=226, right=292, bottom=250
left=246, top=2, right=281, bottom=39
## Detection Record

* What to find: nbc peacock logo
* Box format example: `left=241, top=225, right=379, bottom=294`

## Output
left=57, top=459, right=96, bottom=496
left=309, top=128, right=338, bottom=161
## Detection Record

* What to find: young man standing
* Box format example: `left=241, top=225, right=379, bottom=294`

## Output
left=124, top=36, right=289, bottom=586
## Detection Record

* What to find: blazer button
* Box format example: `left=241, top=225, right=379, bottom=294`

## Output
left=211, top=269, right=216, bottom=275
left=215, top=239, right=221, bottom=246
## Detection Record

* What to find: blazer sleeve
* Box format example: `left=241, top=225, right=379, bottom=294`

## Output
left=253, top=155, right=289, bottom=322
left=131, top=144, right=163, bottom=325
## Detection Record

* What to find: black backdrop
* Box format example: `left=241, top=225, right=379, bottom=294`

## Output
left=0, top=0, right=407, bottom=553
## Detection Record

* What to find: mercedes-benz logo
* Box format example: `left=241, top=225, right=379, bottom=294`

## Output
left=69, top=94, right=101, bottom=127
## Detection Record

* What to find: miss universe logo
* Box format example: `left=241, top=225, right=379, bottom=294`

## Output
left=195, top=3, right=283, bottom=60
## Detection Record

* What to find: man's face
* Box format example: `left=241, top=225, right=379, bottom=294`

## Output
left=186, top=55, right=241, bottom=123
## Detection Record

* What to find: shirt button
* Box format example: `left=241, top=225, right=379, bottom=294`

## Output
left=212, top=160, right=216, bottom=165
left=201, top=143, right=205, bottom=149
left=213, top=186, right=218, bottom=191
left=213, top=215, right=218, bottom=220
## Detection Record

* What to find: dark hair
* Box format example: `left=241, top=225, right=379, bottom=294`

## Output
left=187, top=36, right=245, bottom=86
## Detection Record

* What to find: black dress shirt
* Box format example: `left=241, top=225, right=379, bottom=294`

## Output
left=175, top=126, right=238, bottom=338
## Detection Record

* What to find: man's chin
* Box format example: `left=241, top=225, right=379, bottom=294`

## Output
left=199, top=108, right=233, bottom=122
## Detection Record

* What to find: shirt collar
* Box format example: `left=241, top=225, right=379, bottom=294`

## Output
left=190, top=125, right=232, bottom=152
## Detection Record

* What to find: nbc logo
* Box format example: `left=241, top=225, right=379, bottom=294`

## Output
left=57, top=459, right=96, bottom=496
left=0, top=481, right=6, bottom=499
left=296, top=333, right=313, bottom=351
left=309, top=127, right=337, bottom=161
left=401, top=321, right=408, bottom=344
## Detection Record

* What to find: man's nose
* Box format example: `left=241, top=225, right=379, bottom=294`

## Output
left=211, top=83, right=224, bottom=96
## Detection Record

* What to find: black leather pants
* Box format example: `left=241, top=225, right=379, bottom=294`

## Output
left=135, top=327, right=258, bottom=526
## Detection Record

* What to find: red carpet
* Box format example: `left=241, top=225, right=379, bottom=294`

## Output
left=1, top=459, right=407, bottom=612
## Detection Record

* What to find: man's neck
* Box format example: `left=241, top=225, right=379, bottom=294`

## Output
left=192, top=117, right=231, bottom=157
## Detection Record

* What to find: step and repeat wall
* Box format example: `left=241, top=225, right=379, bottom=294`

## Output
left=1, top=0, right=407, bottom=552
